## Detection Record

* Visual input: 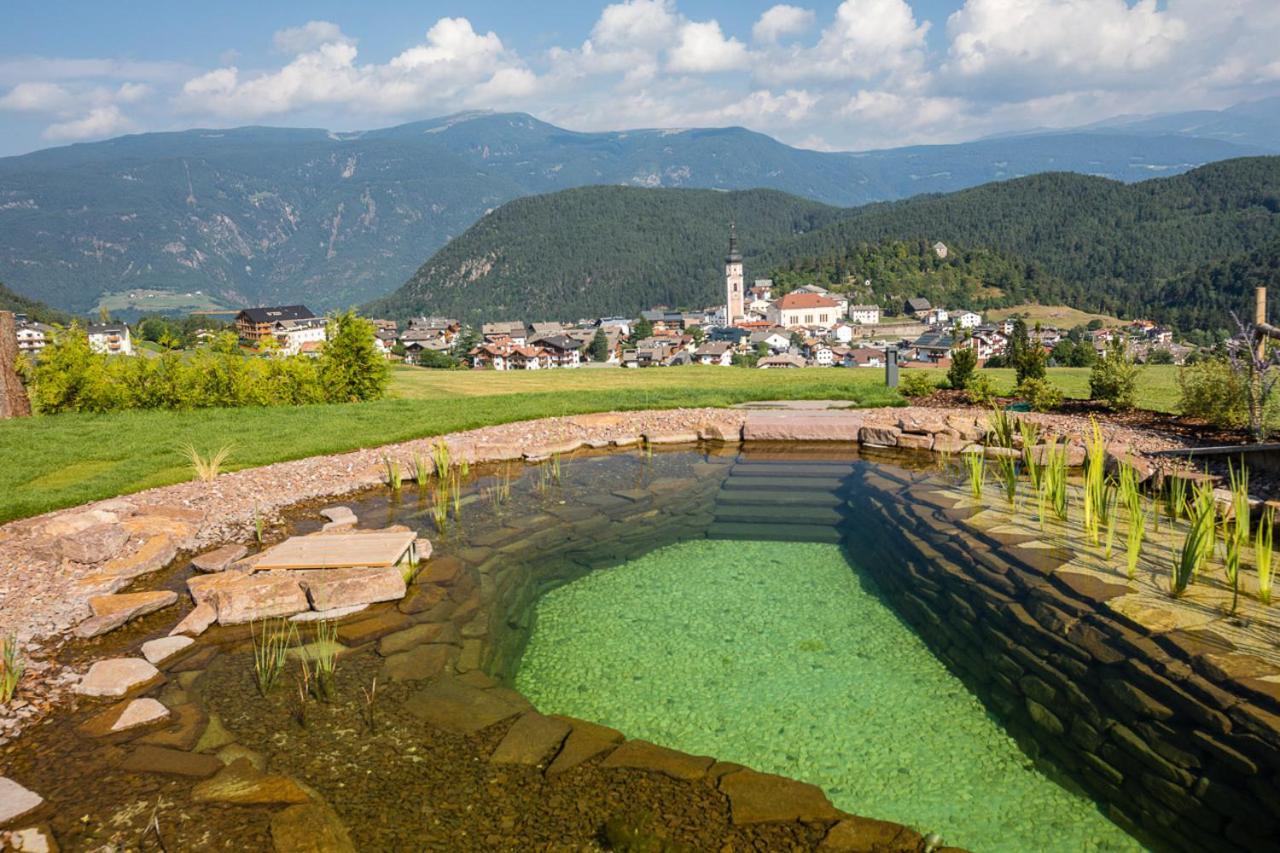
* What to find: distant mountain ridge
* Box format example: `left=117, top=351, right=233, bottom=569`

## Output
left=375, top=157, right=1280, bottom=334
left=1, top=103, right=1276, bottom=315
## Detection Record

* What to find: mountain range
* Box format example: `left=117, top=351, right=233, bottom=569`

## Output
left=2, top=97, right=1278, bottom=316
left=374, top=157, right=1280, bottom=336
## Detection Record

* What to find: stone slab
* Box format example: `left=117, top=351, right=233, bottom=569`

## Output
left=214, top=574, right=310, bottom=625
left=744, top=411, right=864, bottom=442
left=141, top=636, right=195, bottom=666
left=74, top=658, right=162, bottom=698
left=489, top=712, right=571, bottom=766
left=600, top=739, right=713, bottom=781
left=75, top=590, right=178, bottom=638
left=718, top=768, right=840, bottom=825
left=298, top=566, right=406, bottom=612
left=191, top=758, right=310, bottom=805
left=402, top=679, right=523, bottom=734
left=191, top=543, right=249, bottom=573
left=169, top=601, right=217, bottom=637
left=380, top=644, right=452, bottom=683
left=77, top=697, right=170, bottom=738
left=0, top=777, right=44, bottom=827
left=122, top=745, right=224, bottom=778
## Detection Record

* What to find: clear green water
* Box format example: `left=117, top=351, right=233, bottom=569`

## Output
left=516, top=539, right=1141, bottom=853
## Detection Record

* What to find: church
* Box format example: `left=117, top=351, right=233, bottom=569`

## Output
left=724, top=224, right=744, bottom=323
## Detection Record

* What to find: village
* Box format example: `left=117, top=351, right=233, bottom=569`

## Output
left=11, top=231, right=1190, bottom=373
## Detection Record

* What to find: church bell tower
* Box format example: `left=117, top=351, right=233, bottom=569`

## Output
left=725, top=223, right=744, bottom=323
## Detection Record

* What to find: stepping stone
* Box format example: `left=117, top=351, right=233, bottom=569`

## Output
left=77, top=698, right=170, bottom=738
left=418, top=555, right=464, bottom=585
left=170, top=601, right=217, bottom=637
left=718, top=769, right=840, bottom=825
left=298, top=567, right=405, bottom=612
left=121, top=745, right=224, bottom=778
left=141, top=636, right=194, bottom=666
left=214, top=574, right=309, bottom=625
left=194, top=713, right=235, bottom=753
left=403, top=679, right=522, bottom=734
left=489, top=712, right=571, bottom=766
left=271, top=802, right=356, bottom=853
left=380, top=645, right=452, bottom=683
left=191, top=543, right=249, bottom=573
left=137, top=702, right=207, bottom=750
left=0, top=777, right=44, bottom=826
left=546, top=718, right=624, bottom=777
left=74, top=658, right=161, bottom=698
left=600, top=740, right=713, bottom=781
left=319, top=506, right=357, bottom=524
left=191, top=758, right=311, bottom=805
left=74, top=590, right=179, bottom=639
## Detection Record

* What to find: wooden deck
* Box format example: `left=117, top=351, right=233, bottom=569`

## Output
left=255, top=531, right=418, bottom=571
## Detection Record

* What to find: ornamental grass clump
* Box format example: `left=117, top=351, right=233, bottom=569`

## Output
left=382, top=456, right=402, bottom=494
left=1037, top=437, right=1069, bottom=527
left=307, top=620, right=339, bottom=702
left=1020, top=420, right=1043, bottom=492
left=1125, top=500, right=1152, bottom=580
left=996, top=453, right=1018, bottom=507
left=963, top=450, right=985, bottom=499
left=1, top=634, right=24, bottom=704
left=988, top=407, right=1016, bottom=449
left=412, top=453, right=431, bottom=489
left=1172, top=483, right=1216, bottom=597
left=1081, top=419, right=1112, bottom=545
left=1257, top=507, right=1274, bottom=606
left=252, top=618, right=296, bottom=696
left=1224, top=463, right=1251, bottom=614
left=430, top=440, right=451, bottom=477
left=181, top=443, right=232, bottom=482
left=1164, top=470, right=1189, bottom=522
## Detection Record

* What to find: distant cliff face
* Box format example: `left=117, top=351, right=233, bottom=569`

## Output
left=0, top=111, right=1270, bottom=313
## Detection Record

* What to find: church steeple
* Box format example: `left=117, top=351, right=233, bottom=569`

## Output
left=724, top=222, right=744, bottom=323
left=726, top=221, right=742, bottom=264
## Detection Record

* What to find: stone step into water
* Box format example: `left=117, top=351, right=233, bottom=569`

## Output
left=720, top=477, right=848, bottom=491
left=715, top=490, right=846, bottom=508
left=726, top=463, right=857, bottom=478
left=706, top=522, right=844, bottom=543
left=712, top=505, right=846, bottom=525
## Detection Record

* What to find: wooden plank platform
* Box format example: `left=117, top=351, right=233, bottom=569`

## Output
left=255, top=531, right=418, bottom=571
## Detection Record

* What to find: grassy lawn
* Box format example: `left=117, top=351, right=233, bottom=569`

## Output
left=0, top=364, right=1181, bottom=523
left=988, top=303, right=1126, bottom=329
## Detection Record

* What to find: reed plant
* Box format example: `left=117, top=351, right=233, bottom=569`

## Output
left=1103, top=491, right=1120, bottom=560
left=963, top=450, right=985, bottom=499
left=1172, top=490, right=1216, bottom=597
left=382, top=456, right=402, bottom=494
left=180, top=443, right=232, bottom=482
left=252, top=618, right=296, bottom=696
left=360, top=676, right=379, bottom=734
left=0, top=634, right=23, bottom=704
left=1223, top=463, right=1251, bottom=614
left=412, top=453, right=431, bottom=489
left=996, top=453, right=1018, bottom=506
left=309, top=620, right=339, bottom=702
left=1082, top=419, right=1111, bottom=545
left=1164, top=471, right=1188, bottom=522
left=1257, top=507, right=1274, bottom=605
left=253, top=502, right=264, bottom=546
left=988, top=407, right=1016, bottom=449
left=1021, top=426, right=1044, bottom=493
left=449, top=467, right=462, bottom=518
left=429, top=495, right=449, bottom=534
left=1125, top=500, right=1151, bottom=580
left=430, top=441, right=451, bottom=477
left=293, top=660, right=311, bottom=728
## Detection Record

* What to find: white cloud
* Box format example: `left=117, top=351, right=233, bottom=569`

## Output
left=273, top=21, right=354, bottom=55
left=43, top=105, right=132, bottom=141
left=668, top=21, right=750, bottom=73
left=753, top=6, right=816, bottom=43
left=0, top=81, right=77, bottom=112
left=760, top=0, right=931, bottom=84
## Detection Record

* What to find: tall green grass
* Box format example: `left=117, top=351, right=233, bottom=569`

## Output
left=963, top=451, right=985, bottom=499
left=1257, top=507, right=1274, bottom=606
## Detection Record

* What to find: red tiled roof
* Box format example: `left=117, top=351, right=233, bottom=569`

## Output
left=776, top=292, right=839, bottom=310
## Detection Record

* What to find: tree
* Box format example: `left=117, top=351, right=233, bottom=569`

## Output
left=947, top=347, right=977, bottom=389
left=451, top=327, right=480, bottom=360
left=319, top=311, right=389, bottom=403
left=632, top=317, right=653, bottom=341
left=1009, top=319, right=1046, bottom=384
left=1147, top=348, right=1174, bottom=365
left=416, top=349, right=456, bottom=369
left=689, top=325, right=705, bottom=345
left=588, top=328, right=610, bottom=362
left=1089, top=337, right=1140, bottom=411
left=788, top=331, right=806, bottom=350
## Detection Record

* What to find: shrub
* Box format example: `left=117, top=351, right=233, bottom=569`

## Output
left=319, top=311, right=389, bottom=403
left=1178, top=357, right=1248, bottom=428
left=964, top=372, right=998, bottom=406
left=898, top=371, right=937, bottom=399
left=1147, top=348, right=1175, bottom=365
left=1017, top=378, right=1064, bottom=412
left=1089, top=337, right=1140, bottom=410
left=947, top=348, right=977, bottom=390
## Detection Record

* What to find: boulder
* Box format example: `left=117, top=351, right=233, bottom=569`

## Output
left=121, top=745, right=223, bottom=778
left=289, top=604, right=368, bottom=622
left=0, top=777, right=45, bottom=827
left=1029, top=443, right=1087, bottom=467
left=169, top=602, right=217, bottom=637
left=137, top=702, right=207, bottom=751
left=271, top=802, right=356, bottom=853
left=60, top=523, right=131, bottom=564
left=644, top=431, right=700, bottom=445
left=319, top=506, right=357, bottom=524
left=74, top=658, right=161, bottom=698
left=3, top=824, right=57, bottom=852
left=858, top=425, right=901, bottom=447
left=74, top=590, right=178, bottom=639
left=489, top=712, right=571, bottom=766
left=931, top=433, right=967, bottom=454
left=191, top=758, right=311, bottom=805
left=187, top=569, right=250, bottom=606
left=897, top=416, right=946, bottom=435
left=600, top=740, right=713, bottom=781
left=191, top=543, right=249, bottom=573
left=698, top=419, right=742, bottom=443
left=418, top=555, right=463, bottom=586
left=36, top=509, right=119, bottom=540
left=214, top=574, right=309, bottom=625
left=298, top=567, right=406, bottom=612
left=896, top=433, right=933, bottom=451
left=141, top=636, right=195, bottom=666
left=718, top=769, right=840, bottom=825
left=77, top=698, right=170, bottom=738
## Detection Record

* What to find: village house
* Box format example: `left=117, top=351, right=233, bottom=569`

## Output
left=848, top=304, right=881, bottom=325
left=272, top=316, right=327, bottom=356
left=808, top=342, right=835, bottom=366
left=693, top=341, right=734, bottom=366
left=15, top=321, right=51, bottom=354
left=767, top=292, right=841, bottom=329
left=758, top=353, right=806, bottom=369
left=830, top=322, right=856, bottom=344
left=910, top=331, right=955, bottom=363
left=482, top=321, right=527, bottom=346
left=748, top=329, right=790, bottom=353
left=234, top=305, right=316, bottom=345
left=954, top=311, right=982, bottom=330
left=844, top=346, right=886, bottom=368
left=87, top=322, right=133, bottom=356
left=904, top=297, right=932, bottom=319
left=530, top=334, right=582, bottom=368
left=924, top=307, right=950, bottom=327
left=791, top=284, right=849, bottom=316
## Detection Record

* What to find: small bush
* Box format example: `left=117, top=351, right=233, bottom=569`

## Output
left=898, top=371, right=937, bottom=399
left=947, top=348, right=977, bottom=390
left=1178, top=357, right=1248, bottom=429
left=1017, top=378, right=1064, bottom=412
left=964, top=372, right=998, bottom=406
left=1089, top=337, right=1140, bottom=411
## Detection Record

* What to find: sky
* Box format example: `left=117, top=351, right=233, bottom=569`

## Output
left=1, top=0, right=1278, bottom=157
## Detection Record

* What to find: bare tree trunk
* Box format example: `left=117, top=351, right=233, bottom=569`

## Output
left=0, top=311, right=33, bottom=418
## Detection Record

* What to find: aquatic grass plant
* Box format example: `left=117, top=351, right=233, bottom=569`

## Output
left=412, top=452, right=431, bottom=489
left=1164, top=469, right=1189, bottom=522
left=449, top=467, right=463, bottom=518
left=293, top=660, right=311, bottom=728
left=1172, top=494, right=1216, bottom=597
left=0, top=634, right=24, bottom=704
left=962, top=450, right=985, bottom=499
left=180, top=443, right=232, bottom=482
left=308, top=620, right=339, bottom=702
left=252, top=618, right=296, bottom=696
left=1224, top=463, right=1251, bottom=614
left=360, top=676, right=379, bottom=734
left=1257, top=507, right=1274, bottom=605
left=1103, top=490, right=1120, bottom=560
left=430, top=440, right=451, bottom=478
left=995, top=453, right=1018, bottom=506
left=1036, top=437, right=1069, bottom=526
left=988, top=407, right=1016, bottom=449
left=382, top=455, right=402, bottom=494
left=1081, top=419, right=1111, bottom=545
left=1125, top=500, right=1151, bottom=580
left=253, top=502, right=264, bottom=546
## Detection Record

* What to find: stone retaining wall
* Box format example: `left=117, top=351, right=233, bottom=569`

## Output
left=845, top=466, right=1280, bottom=853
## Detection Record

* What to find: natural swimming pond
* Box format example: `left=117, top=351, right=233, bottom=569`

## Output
left=5, top=438, right=1276, bottom=851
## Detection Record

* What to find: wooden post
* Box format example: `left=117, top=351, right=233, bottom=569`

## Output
left=0, top=310, right=33, bottom=419
left=1257, top=287, right=1268, bottom=361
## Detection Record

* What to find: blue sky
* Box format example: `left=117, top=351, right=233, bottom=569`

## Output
left=2, top=0, right=1276, bottom=156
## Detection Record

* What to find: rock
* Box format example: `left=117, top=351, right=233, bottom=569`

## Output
left=74, top=590, right=179, bottom=639
left=77, top=698, right=170, bottom=738
left=1029, top=443, right=1087, bottom=467
left=74, top=658, right=161, bottom=698
left=489, top=712, right=572, bottom=766
left=718, top=769, right=840, bottom=825
left=418, top=556, right=464, bottom=586
left=983, top=446, right=1022, bottom=460
left=98, top=533, right=178, bottom=583
left=379, top=645, right=452, bottom=683
left=546, top=718, right=624, bottom=777
left=60, top=523, right=130, bottom=564
left=819, top=818, right=925, bottom=852
left=141, top=636, right=195, bottom=666
left=897, top=433, right=933, bottom=451
left=217, top=744, right=267, bottom=771
left=897, top=416, right=946, bottom=435
left=334, top=610, right=413, bottom=644
left=298, top=567, right=405, bottom=612
left=191, top=758, right=311, bottom=805
left=600, top=740, right=713, bottom=781
left=857, top=425, right=901, bottom=447
left=187, top=569, right=251, bottom=605
left=289, top=604, right=368, bottom=622
left=121, top=745, right=224, bottom=778
left=744, top=412, right=864, bottom=442
left=3, top=824, right=57, bottom=852
left=36, top=509, right=119, bottom=540
left=214, top=574, right=309, bottom=625
left=644, top=431, right=700, bottom=445
left=1025, top=699, right=1066, bottom=735
left=403, top=679, right=523, bottom=734
left=0, top=777, right=45, bottom=827
left=194, top=713, right=236, bottom=753
left=698, top=419, right=742, bottom=442
left=320, top=519, right=356, bottom=532
left=271, top=802, right=356, bottom=853
left=319, top=506, right=357, bottom=524
left=377, top=622, right=460, bottom=656
left=191, top=543, right=249, bottom=573
left=137, top=702, right=207, bottom=750
left=931, top=433, right=967, bottom=454
left=170, top=601, right=217, bottom=637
